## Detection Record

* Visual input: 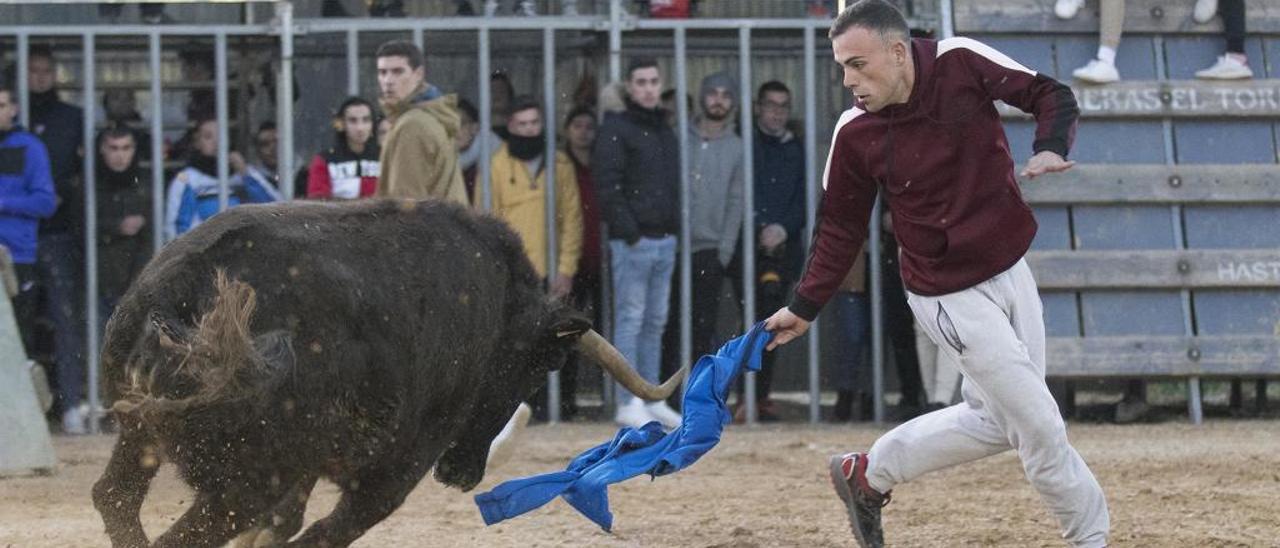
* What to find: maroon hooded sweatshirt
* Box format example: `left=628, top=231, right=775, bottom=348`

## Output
left=789, top=37, right=1079, bottom=321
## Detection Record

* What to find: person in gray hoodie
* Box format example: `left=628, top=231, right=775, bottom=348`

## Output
left=660, top=71, right=745, bottom=401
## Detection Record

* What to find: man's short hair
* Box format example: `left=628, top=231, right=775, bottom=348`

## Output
left=508, top=95, right=541, bottom=117
left=626, top=57, right=660, bottom=80
left=456, top=98, right=479, bottom=124
left=97, top=126, right=137, bottom=148
left=829, top=0, right=910, bottom=42
left=28, top=44, right=54, bottom=63
left=257, top=121, right=277, bottom=135
left=564, top=105, right=594, bottom=128
left=375, top=40, right=425, bottom=70
left=757, top=80, right=791, bottom=103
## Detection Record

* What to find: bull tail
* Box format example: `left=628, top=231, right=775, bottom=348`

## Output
left=113, top=270, right=294, bottom=423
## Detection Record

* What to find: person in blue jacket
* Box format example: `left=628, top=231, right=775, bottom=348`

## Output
left=0, top=82, right=58, bottom=359
left=165, top=117, right=280, bottom=241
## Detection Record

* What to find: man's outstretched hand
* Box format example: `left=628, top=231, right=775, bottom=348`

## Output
left=764, top=307, right=810, bottom=351
left=1020, top=151, right=1075, bottom=179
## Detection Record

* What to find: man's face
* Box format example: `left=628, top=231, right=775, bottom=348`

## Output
left=256, top=128, right=278, bottom=169
left=194, top=120, right=218, bottom=157
left=507, top=107, right=542, bottom=139
left=456, top=113, right=478, bottom=151
left=626, top=67, right=662, bottom=110
left=377, top=55, right=424, bottom=105
left=0, top=91, right=16, bottom=131
left=756, top=90, right=791, bottom=135
left=701, top=87, right=734, bottom=121
left=101, top=134, right=137, bottom=172
left=342, top=104, right=374, bottom=148
left=565, top=113, right=596, bottom=150
left=831, top=26, right=912, bottom=113
left=28, top=56, right=56, bottom=94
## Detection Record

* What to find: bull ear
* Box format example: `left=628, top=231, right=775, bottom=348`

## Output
left=549, top=315, right=592, bottom=341
left=149, top=311, right=190, bottom=350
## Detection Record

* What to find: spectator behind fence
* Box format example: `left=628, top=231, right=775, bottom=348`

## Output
left=164, top=117, right=278, bottom=240
left=374, top=40, right=468, bottom=204
left=99, top=89, right=153, bottom=161
left=1193, top=0, right=1252, bottom=79
left=558, top=105, right=603, bottom=421
left=456, top=98, right=501, bottom=204
left=98, top=1, right=169, bottom=24
left=0, top=81, right=57, bottom=378
left=1061, top=0, right=1126, bottom=84
left=830, top=252, right=871, bottom=421
left=489, top=70, right=516, bottom=133
left=308, top=97, right=380, bottom=200
left=457, top=0, right=580, bottom=16
left=28, top=45, right=90, bottom=434
left=244, top=122, right=285, bottom=201
left=660, top=71, right=744, bottom=416
left=728, top=80, right=808, bottom=422
left=93, top=127, right=151, bottom=338
left=595, top=57, right=681, bottom=429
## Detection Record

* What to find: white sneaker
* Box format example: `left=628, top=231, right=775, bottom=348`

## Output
left=486, top=402, right=532, bottom=472
left=561, top=0, right=578, bottom=15
left=1195, top=55, right=1253, bottom=80
left=1054, top=0, right=1085, bottom=19
left=62, top=405, right=87, bottom=435
left=516, top=0, right=537, bottom=15
left=1192, top=0, right=1217, bottom=24
left=645, top=401, right=682, bottom=430
left=615, top=398, right=656, bottom=428
left=1072, top=59, right=1121, bottom=84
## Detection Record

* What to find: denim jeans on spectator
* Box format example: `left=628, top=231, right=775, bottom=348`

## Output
left=831, top=291, right=871, bottom=392
left=610, top=236, right=676, bottom=404
left=37, top=232, right=85, bottom=412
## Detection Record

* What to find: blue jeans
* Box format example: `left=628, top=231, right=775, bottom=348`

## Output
left=609, top=236, right=676, bottom=404
left=37, top=233, right=86, bottom=411
left=831, top=291, right=870, bottom=392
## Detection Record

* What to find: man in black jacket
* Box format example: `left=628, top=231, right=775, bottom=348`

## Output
left=29, top=45, right=89, bottom=434
left=593, top=57, right=682, bottom=429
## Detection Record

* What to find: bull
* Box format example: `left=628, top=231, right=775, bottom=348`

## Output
left=91, top=199, right=682, bottom=547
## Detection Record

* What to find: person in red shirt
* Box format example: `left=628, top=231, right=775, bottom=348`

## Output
left=307, top=97, right=380, bottom=200
left=764, top=2, right=1108, bottom=547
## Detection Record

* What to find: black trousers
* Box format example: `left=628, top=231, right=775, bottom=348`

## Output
left=660, top=249, right=726, bottom=401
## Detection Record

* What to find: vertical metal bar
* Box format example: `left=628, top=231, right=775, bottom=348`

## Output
left=413, top=25, right=424, bottom=52
left=739, top=26, right=758, bottom=425
left=17, top=33, right=29, bottom=129
left=278, top=2, right=295, bottom=201
left=543, top=28, right=561, bottom=423
left=150, top=33, right=164, bottom=252
left=869, top=197, right=885, bottom=423
left=346, top=28, right=359, bottom=97
left=83, top=34, right=101, bottom=434
left=675, top=27, right=691, bottom=398
left=215, top=32, right=230, bottom=211
left=939, top=0, right=955, bottom=38
left=804, top=26, right=820, bottom=424
left=608, top=0, right=622, bottom=82
left=478, top=28, right=493, bottom=211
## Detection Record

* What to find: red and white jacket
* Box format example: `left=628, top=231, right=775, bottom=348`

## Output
left=789, top=37, right=1079, bottom=321
left=307, top=142, right=380, bottom=200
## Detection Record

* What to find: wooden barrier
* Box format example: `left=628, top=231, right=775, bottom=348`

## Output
left=998, top=81, right=1280, bottom=119
left=955, top=0, right=1280, bottom=34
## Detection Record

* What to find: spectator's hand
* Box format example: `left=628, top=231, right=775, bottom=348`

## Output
left=764, top=306, right=810, bottom=351
left=1020, top=151, right=1075, bottom=179
left=759, top=223, right=787, bottom=251
left=229, top=151, right=247, bottom=175
left=550, top=273, right=573, bottom=299
left=119, top=215, right=146, bottom=236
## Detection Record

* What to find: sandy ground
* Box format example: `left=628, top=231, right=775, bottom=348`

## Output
left=3, top=421, right=1279, bottom=547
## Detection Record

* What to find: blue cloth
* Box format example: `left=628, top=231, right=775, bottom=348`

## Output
left=474, top=322, right=773, bottom=532
left=0, top=127, right=58, bottom=263
left=164, top=166, right=280, bottom=240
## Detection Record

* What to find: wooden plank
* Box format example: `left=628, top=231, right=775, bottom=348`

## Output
left=1018, top=164, right=1280, bottom=204
left=955, top=0, right=1280, bottom=34
left=1046, top=335, right=1280, bottom=377
left=1028, top=249, right=1280, bottom=289
left=997, top=80, right=1280, bottom=119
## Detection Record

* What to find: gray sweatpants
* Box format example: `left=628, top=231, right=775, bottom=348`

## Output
left=864, top=258, right=1110, bottom=547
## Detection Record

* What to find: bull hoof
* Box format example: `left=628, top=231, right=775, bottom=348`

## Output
left=233, top=527, right=279, bottom=548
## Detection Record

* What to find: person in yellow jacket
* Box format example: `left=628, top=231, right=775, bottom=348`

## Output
left=373, top=40, right=468, bottom=205
left=487, top=96, right=583, bottom=299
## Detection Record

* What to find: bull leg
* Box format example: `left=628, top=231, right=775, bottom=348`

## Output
left=92, top=420, right=161, bottom=548
left=434, top=400, right=522, bottom=491
left=151, top=470, right=295, bottom=548
left=233, top=475, right=319, bottom=548
left=285, top=459, right=436, bottom=547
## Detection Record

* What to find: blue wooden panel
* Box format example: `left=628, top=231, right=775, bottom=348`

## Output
left=1070, top=121, right=1166, bottom=164
left=1193, top=291, right=1280, bottom=335
left=1031, top=206, right=1072, bottom=250
left=1080, top=291, right=1185, bottom=336
left=1004, top=120, right=1036, bottom=163
left=1041, top=291, right=1080, bottom=337
left=1267, top=38, right=1280, bottom=78
left=1072, top=206, right=1175, bottom=250
left=1184, top=206, right=1280, bottom=249
left=1055, top=35, right=1158, bottom=82
left=970, top=35, right=1057, bottom=76
left=1164, top=36, right=1266, bottom=80
left=1174, top=121, right=1275, bottom=164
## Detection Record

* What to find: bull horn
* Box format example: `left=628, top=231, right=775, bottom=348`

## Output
left=577, top=330, right=687, bottom=401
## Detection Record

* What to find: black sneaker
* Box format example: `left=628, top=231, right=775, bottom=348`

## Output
left=829, top=452, right=890, bottom=548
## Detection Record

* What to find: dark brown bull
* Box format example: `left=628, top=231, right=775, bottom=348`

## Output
left=91, top=199, right=683, bottom=547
